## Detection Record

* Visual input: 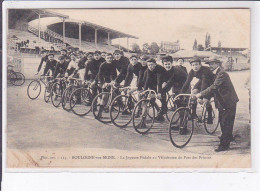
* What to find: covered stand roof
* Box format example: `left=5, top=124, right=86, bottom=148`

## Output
left=8, top=9, right=69, bottom=29
left=47, top=18, right=138, bottom=40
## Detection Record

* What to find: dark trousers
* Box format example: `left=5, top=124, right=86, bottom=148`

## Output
left=218, top=104, right=237, bottom=147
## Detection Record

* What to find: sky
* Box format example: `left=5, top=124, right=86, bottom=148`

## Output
left=30, top=9, right=250, bottom=50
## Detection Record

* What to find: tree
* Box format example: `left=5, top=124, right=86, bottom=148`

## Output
left=150, top=42, right=160, bottom=54
left=142, top=43, right=150, bottom=54
left=197, top=44, right=204, bottom=51
left=131, top=43, right=141, bottom=53
left=193, top=39, right=198, bottom=50
left=205, top=33, right=208, bottom=48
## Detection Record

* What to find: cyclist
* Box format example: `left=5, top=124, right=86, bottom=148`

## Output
left=53, top=56, right=68, bottom=78
left=143, top=58, right=169, bottom=121
left=181, top=56, right=215, bottom=122
left=36, top=50, right=48, bottom=75
left=60, top=49, right=68, bottom=58
left=96, top=53, right=117, bottom=118
left=101, top=51, right=107, bottom=60
left=42, top=53, right=57, bottom=76
left=94, top=50, right=105, bottom=65
left=176, top=58, right=188, bottom=74
left=65, top=53, right=78, bottom=77
left=161, top=56, right=187, bottom=96
left=113, top=50, right=129, bottom=85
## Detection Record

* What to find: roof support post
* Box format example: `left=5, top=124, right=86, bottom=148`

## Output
left=127, top=37, right=129, bottom=53
left=119, top=36, right=121, bottom=50
left=63, top=18, right=66, bottom=43
left=79, top=23, right=82, bottom=47
left=95, top=29, right=98, bottom=49
left=38, top=13, right=41, bottom=43
left=107, top=32, right=111, bottom=46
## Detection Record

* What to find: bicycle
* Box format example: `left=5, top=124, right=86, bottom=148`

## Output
left=50, top=77, right=68, bottom=107
left=69, top=81, right=101, bottom=116
left=168, top=94, right=219, bottom=148
left=7, top=65, right=25, bottom=86
left=61, top=77, right=81, bottom=111
left=109, top=87, right=139, bottom=128
left=92, top=83, right=121, bottom=124
left=27, top=75, right=53, bottom=100
left=132, top=89, right=178, bottom=134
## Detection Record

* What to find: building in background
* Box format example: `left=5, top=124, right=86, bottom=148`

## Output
left=160, top=40, right=180, bottom=53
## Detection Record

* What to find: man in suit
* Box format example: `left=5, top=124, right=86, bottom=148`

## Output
left=195, top=57, right=239, bottom=152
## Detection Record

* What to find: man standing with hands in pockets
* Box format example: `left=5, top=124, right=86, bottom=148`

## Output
left=195, top=57, right=239, bottom=152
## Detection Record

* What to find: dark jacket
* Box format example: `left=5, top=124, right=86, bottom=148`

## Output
left=181, top=66, right=214, bottom=93
left=201, top=68, right=239, bottom=109
left=98, top=61, right=117, bottom=84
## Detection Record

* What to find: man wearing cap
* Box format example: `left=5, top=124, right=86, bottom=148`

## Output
left=36, top=50, right=48, bottom=75
left=53, top=56, right=68, bottom=78
left=181, top=57, right=215, bottom=120
left=42, top=53, right=57, bottom=76
left=196, top=57, right=239, bottom=152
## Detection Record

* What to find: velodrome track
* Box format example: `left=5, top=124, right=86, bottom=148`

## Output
left=5, top=67, right=251, bottom=168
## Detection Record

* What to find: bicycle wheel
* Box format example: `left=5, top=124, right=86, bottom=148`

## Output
left=92, top=92, right=113, bottom=123
left=166, top=95, right=177, bottom=122
left=110, top=95, right=136, bottom=128
left=132, top=99, right=155, bottom=134
left=27, top=80, right=41, bottom=100
left=12, top=72, right=25, bottom=86
left=203, top=100, right=219, bottom=134
left=62, top=85, right=76, bottom=111
left=169, top=107, right=194, bottom=148
left=44, top=81, right=52, bottom=103
left=51, top=82, right=63, bottom=107
left=9, top=72, right=17, bottom=85
left=70, top=88, right=92, bottom=116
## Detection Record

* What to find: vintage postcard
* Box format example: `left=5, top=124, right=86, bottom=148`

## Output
left=4, top=7, right=251, bottom=169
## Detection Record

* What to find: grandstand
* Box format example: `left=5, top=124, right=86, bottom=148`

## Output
left=8, top=9, right=138, bottom=54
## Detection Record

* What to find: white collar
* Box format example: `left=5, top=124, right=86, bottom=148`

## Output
left=213, top=67, right=220, bottom=74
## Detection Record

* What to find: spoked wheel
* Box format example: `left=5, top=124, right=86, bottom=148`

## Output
left=11, top=72, right=25, bottom=86
left=62, top=85, right=76, bottom=111
left=203, top=100, right=219, bottom=134
left=70, top=88, right=93, bottom=116
left=169, top=107, right=194, bottom=148
left=27, top=80, right=41, bottom=100
left=92, top=92, right=113, bottom=123
left=44, top=81, right=53, bottom=103
left=166, top=95, right=177, bottom=122
left=51, top=82, right=63, bottom=107
left=110, top=95, right=136, bottom=128
left=132, top=99, right=155, bottom=134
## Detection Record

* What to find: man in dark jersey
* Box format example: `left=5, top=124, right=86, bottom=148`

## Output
left=95, top=53, right=117, bottom=118
left=94, top=50, right=105, bottom=65
left=124, top=55, right=146, bottom=88
left=181, top=57, right=215, bottom=122
left=143, top=58, right=169, bottom=121
left=53, top=56, right=68, bottom=78
left=42, top=53, right=57, bottom=76
left=113, top=50, right=130, bottom=85
left=60, top=49, right=68, bottom=58
left=161, top=56, right=187, bottom=95
left=36, top=50, right=48, bottom=75
left=176, top=58, right=188, bottom=74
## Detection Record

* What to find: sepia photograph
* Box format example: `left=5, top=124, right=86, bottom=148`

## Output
left=4, top=8, right=251, bottom=169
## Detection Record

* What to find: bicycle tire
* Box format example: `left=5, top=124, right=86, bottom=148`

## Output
left=110, top=95, right=135, bottom=128
left=203, top=100, right=220, bottom=135
left=132, top=99, right=155, bottom=134
left=92, top=92, right=112, bottom=124
left=169, top=107, right=194, bottom=148
left=70, top=88, right=92, bottom=116
left=12, top=72, right=25, bottom=86
left=27, top=80, right=41, bottom=100
left=51, top=82, right=63, bottom=108
left=166, top=95, right=177, bottom=122
left=61, top=85, right=76, bottom=111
